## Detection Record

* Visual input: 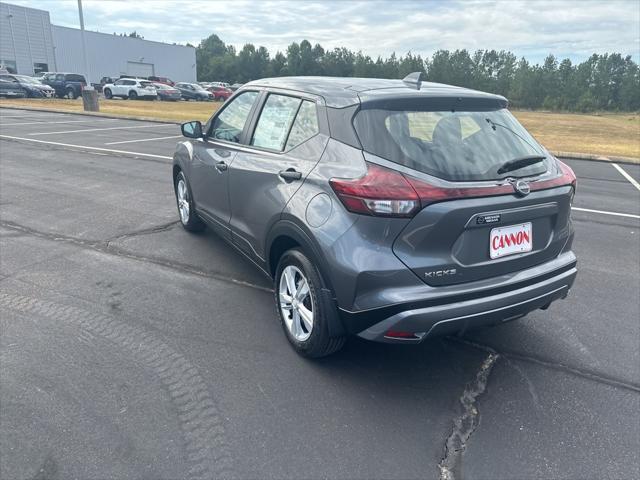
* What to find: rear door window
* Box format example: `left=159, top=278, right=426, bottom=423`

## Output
left=251, top=94, right=301, bottom=151
left=285, top=100, right=319, bottom=150
left=209, top=91, right=259, bottom=143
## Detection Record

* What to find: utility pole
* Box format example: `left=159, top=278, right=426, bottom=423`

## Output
left=77, top=0, right=90, bottom=84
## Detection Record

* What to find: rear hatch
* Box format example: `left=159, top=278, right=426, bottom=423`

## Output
left=353, top=100, right=576, bottom=286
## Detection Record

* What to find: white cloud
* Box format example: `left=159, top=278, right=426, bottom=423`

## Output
left=6, top=0, right=639, bottom=62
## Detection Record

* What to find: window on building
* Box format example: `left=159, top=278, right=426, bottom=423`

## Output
left=33, top=63, right=48, bottom=75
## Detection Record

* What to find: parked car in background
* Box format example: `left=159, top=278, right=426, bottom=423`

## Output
left=229, top=83, right=243, bottom=91
left=0, top=77, right=26, bottom=98
left=0, top=74, right=55, bottom=98
left=103, top=78, right=157, bottom=100
left=205, top=84, right=233, bottom=101
left=173, top=74, right=577, bottom=358
left=175, top=82, right=213, bottom=101
left=208, top=81, right=231, bottom=89
left=153, top=82, right=181, bottom=101
left=148, top=76, right=174, bottom=86
left=92, top=76, right=116, bottom=92
left=41, top=72, right=86, bottom=99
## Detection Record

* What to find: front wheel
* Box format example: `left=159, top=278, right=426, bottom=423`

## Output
left=275, top=249, right=346, bottom=358
left=174, top=171, right=205, bottom=232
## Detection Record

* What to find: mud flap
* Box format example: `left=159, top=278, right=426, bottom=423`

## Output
left=320, top=288, right=346, bottom=338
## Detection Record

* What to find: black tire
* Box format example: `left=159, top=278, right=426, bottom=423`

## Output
left=66, top=87, right=77, bottom=99
left=174, top=171, right=205, bottom=232
left=274, top=249, right=346, bottom=358
left=129, top=90, right=138, bottom=100
left=103, top=88, right=113, bottom=99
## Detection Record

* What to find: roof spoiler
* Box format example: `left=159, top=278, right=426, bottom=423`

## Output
left=402, top=71, right=423, bottom=90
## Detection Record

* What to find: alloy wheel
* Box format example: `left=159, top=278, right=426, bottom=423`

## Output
left=279, top=266, right=314, bottom=341
left=176, top=178, right=190, bottom=224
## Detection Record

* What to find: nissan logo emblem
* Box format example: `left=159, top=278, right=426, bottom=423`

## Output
left=514, top=180, right=531, bottom=196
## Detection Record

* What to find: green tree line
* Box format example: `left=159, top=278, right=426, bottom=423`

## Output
left=196, top=34, right=639, bottom=112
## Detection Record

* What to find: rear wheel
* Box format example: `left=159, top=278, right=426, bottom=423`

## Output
left=275, top=249, right=346, bottom=358
left=103, top=88, right=113, bottom=99
left=174, top=171, right=205, bottom=232
left=129, top=90, right=138, bottom=100
left=65, top=87, right=77, bottom=99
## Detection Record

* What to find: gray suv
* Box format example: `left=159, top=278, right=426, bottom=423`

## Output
left=173, top=74, right=577, bottom=357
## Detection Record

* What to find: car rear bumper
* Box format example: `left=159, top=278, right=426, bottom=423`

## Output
left=342, top=253, right=577, bottom=343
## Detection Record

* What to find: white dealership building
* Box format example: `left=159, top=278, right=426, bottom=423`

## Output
left=0, top=1, right=196, bottom=83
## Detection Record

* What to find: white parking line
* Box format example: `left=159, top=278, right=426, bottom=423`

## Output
left=1, top=119, right=120, bottom=126
left=612, top=163, right=640, bottom=191
left=28, top=124, right=177, bottom=136
left=0, top=134, right=173, bottom=160
left=104, top=135, right=183, bottom=145
left=572, top=207, right=640, bottom=219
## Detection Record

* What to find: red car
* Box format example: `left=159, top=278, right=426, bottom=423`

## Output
left=206, top=85, right=232, bottom=101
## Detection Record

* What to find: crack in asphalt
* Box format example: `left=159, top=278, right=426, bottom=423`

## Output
left=449, top=337, right=640, bottom=393
left=104, top=220, right=180, bottom=246
left=0, top=220, right=272, bottom=293
left=438, top=351, right=500, bottom=480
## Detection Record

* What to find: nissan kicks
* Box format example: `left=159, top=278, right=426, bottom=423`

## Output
left=172, top=74, right=577, bottom=358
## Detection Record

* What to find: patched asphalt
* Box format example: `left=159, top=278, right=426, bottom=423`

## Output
left=1, top=108, right=638, bottom=480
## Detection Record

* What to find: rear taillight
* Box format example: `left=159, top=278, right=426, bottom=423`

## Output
left=542, top=160, right=576, bottom=191
left=329, top=163, right=420, bottom=217
left=330, top=160, right=577, bottom=218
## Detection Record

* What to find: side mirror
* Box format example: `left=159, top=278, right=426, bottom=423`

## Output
left=181, top=121, right=203, bottom=139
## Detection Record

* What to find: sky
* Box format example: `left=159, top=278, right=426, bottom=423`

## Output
left=6, top=0, right=640, bottom=64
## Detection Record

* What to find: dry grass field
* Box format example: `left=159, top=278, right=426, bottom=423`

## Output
left=1, top=98, right=638, bottom=160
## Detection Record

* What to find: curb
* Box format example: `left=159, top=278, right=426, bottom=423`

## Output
left=549, top=150, right=639, bottom=166
left=2, top=105, right=638, bottom=164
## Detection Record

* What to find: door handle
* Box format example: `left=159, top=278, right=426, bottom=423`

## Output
left=279, top=169, right=302, bottom=182
left=215, top=161, right=228, bottom=172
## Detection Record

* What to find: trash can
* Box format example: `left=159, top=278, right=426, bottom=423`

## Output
left=81, top=87, right=99, bottom=112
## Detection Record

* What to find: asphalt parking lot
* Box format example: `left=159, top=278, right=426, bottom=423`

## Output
left=1, top=108, right=639, bottom=480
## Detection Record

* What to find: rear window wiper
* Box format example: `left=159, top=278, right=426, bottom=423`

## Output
left=497, top=155, right=546, bottom=175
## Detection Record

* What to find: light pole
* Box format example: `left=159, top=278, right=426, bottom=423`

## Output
left=77, top=0, right=90, bottom=85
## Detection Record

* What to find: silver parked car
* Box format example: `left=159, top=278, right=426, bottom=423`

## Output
left=172, top=74, right=578, bottom=358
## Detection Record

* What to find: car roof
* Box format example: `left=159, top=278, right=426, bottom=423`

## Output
left=243, top=76, right=507, bottom=108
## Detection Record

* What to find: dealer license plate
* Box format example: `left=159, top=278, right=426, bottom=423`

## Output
left=490, top=222, right=532, bottom=259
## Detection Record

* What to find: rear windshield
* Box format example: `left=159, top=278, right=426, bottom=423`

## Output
left=140, top=81, right=154, bottom=88
left=353, top=108, right=550, bottom=182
